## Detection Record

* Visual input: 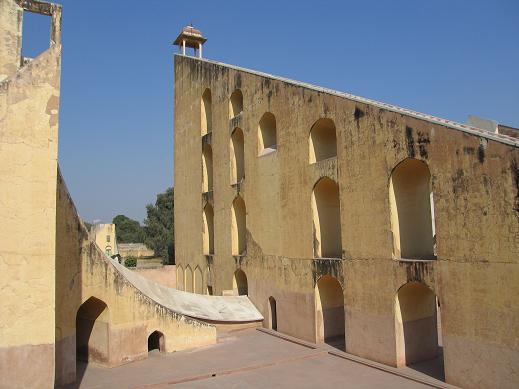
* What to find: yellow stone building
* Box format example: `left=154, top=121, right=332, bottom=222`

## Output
left=173, top=47, right=519, bottom=389
left=90, top=223, right=118, bottom=257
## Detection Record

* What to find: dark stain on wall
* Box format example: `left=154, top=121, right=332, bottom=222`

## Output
left=405, top=126, right=416, bottom=158
left=478, top=143, right=486, bottom=164
left=354, top=107, right=365, bottom=128
left=311, top=259, right=344, bottom=287
left=399, top=260, right=434, bottom=284
left=417, top=131, right=430, bottom=159
left=234, top=73, right=242, bottom=90
left=463, top=147, right=475, bottom=155
left=452, top=169, right=467, bottom=195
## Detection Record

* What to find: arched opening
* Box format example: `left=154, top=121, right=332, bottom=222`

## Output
left=76, top=297, right=110, bottom=364
left=395, top=282, right=444, bottom=380
left=309, top=118, right=337, bottom=163
left=202, top=144, right=213, bottom=192
left=185, top=266, right=193, bottom=293
left=177, top=265, right=184, bottom=291
left=389, top=158, right=435, bottom=260
left=258, top=112, right=277, bottom=155
left=312, top=177, right=342, bottom=258
left=229, top=89, right=243, bottom=119
left=268, top=297, right=277, bottom=331
left=232, top=269, right=248, bottom=296
left=231, top=196, right=246, bottom=255
left=194, top=266, right=203, bottom=294
left=148, top=331, right=164, bottom=353
left=105, top=246, right=112, bottom=257
left=315, top=276, right=345, bottom=350
left=201, top=88, right=212, bottom=135
left=203, top=203, right=214, bottom=255
left=230, top=127, right=245, bottom=184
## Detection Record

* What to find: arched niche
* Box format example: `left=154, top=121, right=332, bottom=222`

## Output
left=309, top=118, right=337, bottom=163
left=231, top=196, right=246, bottom=255
left=389, top=158, right=435, bottom=260
left=230, top=127, right=245, bottom=184
left=312, top=177, right=342, bottom=258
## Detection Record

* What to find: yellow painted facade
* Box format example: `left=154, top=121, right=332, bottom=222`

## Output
left=173, top=54, right=519, bottom=389
left=90, top=223, right=118, bottom=257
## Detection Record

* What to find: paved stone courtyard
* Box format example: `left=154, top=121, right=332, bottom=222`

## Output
left=64, top=329, right=451, bottom=389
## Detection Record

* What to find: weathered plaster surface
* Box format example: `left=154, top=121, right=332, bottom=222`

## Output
left=174, top=54, right=519, bottom=389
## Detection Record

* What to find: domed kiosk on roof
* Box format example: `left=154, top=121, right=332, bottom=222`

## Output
left=173, top=24, right=207, bottom=58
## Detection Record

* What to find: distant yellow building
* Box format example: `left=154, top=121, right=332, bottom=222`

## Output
left=90, top=223, right=118, bottom=257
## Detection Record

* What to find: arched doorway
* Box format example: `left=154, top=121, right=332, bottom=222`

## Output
left=315, top=275, right=345, bottom=350
left=395, top=282, right=444, bottom=380
left=312, top=177, right=342, bottom=258
left=148, top=331, right=165, bottom=353
left=389, top=158, right=435, bottom=259
left=268, top=296, right=277, bottom=331
left=233, top=269, right=248, bottom=296
left=76, top=297, right=110, bottom=364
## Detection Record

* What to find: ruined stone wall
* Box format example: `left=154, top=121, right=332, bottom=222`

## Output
left=174, top=54, right=519, bottom=389
left=0, top=1, right=61, bottom=387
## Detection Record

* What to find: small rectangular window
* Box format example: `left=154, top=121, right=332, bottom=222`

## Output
left=106, top=235, right=110, bottom=242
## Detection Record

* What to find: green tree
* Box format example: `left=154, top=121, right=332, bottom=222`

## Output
left=144, top=187, right=174, bottom=264
left=112, top=214, right=145, bottom=243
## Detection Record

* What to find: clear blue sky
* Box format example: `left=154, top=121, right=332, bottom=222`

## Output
left=22, top=0, right=519, bottom=223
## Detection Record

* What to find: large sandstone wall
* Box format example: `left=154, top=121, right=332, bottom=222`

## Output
left=174, top=55, right=519, bottom=389
left=0, top=1, right=61, bottom=386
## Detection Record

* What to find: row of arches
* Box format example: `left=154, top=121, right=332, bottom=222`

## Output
left=202, top=88, right=338, bottom=163
left=202, top=156, right=435, bottom=261
left=312, top=157, right=436, bottom=260
left=176, top=265, right=212, bottom=295
left=202, top=195, right=247, bottom=256
left=225, top=268, right=442, bottom=379
left=312, top=276, right=443, bottom=378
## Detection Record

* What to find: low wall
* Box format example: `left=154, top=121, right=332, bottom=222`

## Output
left=132, top=265, right=177, bottom=289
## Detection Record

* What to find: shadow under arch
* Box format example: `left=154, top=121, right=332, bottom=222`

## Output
left=76, top=296, right=110, bottom=365
left=311, top=176, right=342, bottom=259
left=314, top=275, right=345, bottom=350
left=389, top=157, right=436, bottom=260
left=309, top=118, right=337, bottom=163
left=395, top=281, right=444, bottom=381
left=148, top=330, right=165, bottom=353
left=233, top=268, right=248, bottom=296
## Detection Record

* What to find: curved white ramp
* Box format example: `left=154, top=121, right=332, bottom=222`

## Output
left=109, top=258, right=263, bottom=322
